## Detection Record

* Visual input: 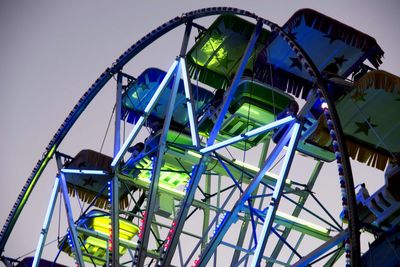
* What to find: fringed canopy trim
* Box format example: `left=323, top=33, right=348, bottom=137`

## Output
left=354, top=70, right=400, bottom=95
left=284, top=8, right=384, bottom=68
left=67, top=184, right=129, bottom=210
left=308, top=117, right=389, bottom=170
left=254, top=62, right=314, bottom=99
left=346, top=139, right=388, bottom=170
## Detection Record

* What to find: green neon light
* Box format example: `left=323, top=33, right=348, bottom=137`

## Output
left=159, top=170, right=189, bottom=188
left=132, top=91, right=139, bottom=99
left=192, top=33, right=227, bottom=68
left=187, top=150, right=202, bottom=159
left=275, top=210, right=330, bottom=240
left=128, top=174, right=186, bottom=199
left=276, top=211, right=329, bottom=234
left=132, top=156, right=189, bottom=190
left=233, top=159, right=292, bottom=185
left=138, top=168, right=189, bottom=189
left=21, top=145, right=57, bottom=205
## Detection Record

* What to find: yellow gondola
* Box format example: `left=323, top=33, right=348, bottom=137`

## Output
left=60, top=210, right=139, bottom=265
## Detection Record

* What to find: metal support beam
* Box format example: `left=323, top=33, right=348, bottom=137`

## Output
left=32, top=176, right=60, bottom=267
left=251, top=122, right=301, bottom=267
left=59, top=172, right=85, bottom=266
left=180, top=21, right=192, bottom=58
left=292, top=231, right=348, bottom=267
left=272, top=23, right=360, bottom=265
left=288, top=233, right=305, bottom=264
left=214, top=175, right=222, bottom=266
left=200, top=116, right=294, bottom=154
left=181, top=57, right=201, bottom=148
left=180, top=22, right=200, bottom=148
left=202, top=174, right=211, bottom=250
left=266, top=161, right=324, bottom=266
left=137, top=21, right=194, bottom=267
left=323, top=245, right=345, bottom=267
left=135, top=62, right=182, bottom=266
left=230, top=216, right=250, bottom=267
left=159, top=20, right=263, bottom=267
left=182, top=182, right=239, bottom=267
left=111, top=60, right=179, bottom=168
left=195, top=122, right=296, bottom=267
left=111, top=71, right=123, bottom=265
left=115, top=72, right=123, bottom=155
left=207, top=19, right=263, bottom=144
left=230, top=140, right=270, bottom=267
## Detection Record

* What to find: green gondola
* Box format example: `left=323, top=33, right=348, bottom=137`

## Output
left=307, top=70, right=400, bottom=170
left=186, top=14, right=270, bottom=90
left=199, top=78, right=295, bottom=150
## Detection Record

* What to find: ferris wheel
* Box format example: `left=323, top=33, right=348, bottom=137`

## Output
left=1, top=7, right=399, bottom=267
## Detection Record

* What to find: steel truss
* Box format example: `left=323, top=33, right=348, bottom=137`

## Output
left=1, top=7, right=360, bottom=267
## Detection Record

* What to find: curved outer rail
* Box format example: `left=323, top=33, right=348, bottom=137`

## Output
left=0, top=5, right=262, bottom=258
left=266, top=23, right=360, bottom=266
left=0, top=6, right=359, bottom=266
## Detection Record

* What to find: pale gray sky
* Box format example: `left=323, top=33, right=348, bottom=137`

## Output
left=0, top=1, right=399, bottom=266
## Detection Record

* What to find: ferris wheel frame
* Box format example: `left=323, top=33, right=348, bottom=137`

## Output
left=0, top=7, right=360, bottom=267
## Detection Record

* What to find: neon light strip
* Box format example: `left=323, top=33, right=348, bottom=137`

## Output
left=207, top=20, right=263, bottom=146
left=180, top=57, right=198, bottom=147
left=200, top=116, right=294, bottom=154
left=292, top=231, right=348, bottom=267
left=251, top=122, right=301, bottom=267
left=144, top=60, right=178, bottom=114
left=187, top=151, right=202, bottom=158
left=233, top=159, right=292, bottom=185
left=200, top=135, right=242, bottom=154
left=276, top=211, right=329, bottom=235
left=194, top=122, right=295, bottom=266
left=59, top=173, right=85, bottom=266
left=244, top=116, right=294, bottom=138
left=136, top=61, right=184, bottom=266
left=112, top=116, right=144, bottom=166
left=112, top=60, right=179, bottom=167
left=32, top=176, right=60, bottom=267
left=61, top=169, right=108, bottom=175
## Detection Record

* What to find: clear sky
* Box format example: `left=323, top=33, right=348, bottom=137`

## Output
left=0, top=1, right=399, bottom=266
